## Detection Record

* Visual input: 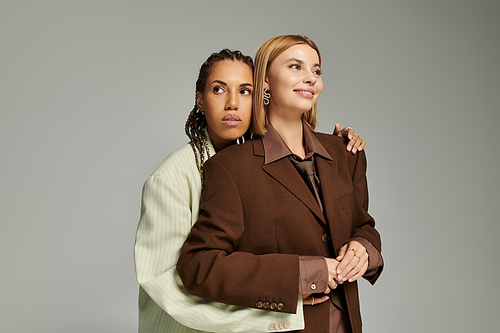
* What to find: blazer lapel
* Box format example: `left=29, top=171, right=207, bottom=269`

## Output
left=263, top=159, right=326, bottom=224
left=315, top=155, right=338, bottom=228
left=315, top=137, right=346, bottom=251
left=254, top=138, right=326, bottom=224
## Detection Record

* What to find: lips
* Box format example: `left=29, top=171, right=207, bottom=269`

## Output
left=222, top=114, right=242, bottom=126
left=293, top=88, right=315, bottom=98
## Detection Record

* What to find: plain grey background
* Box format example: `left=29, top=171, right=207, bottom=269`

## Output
left=1, top=1, right=498, bottom=332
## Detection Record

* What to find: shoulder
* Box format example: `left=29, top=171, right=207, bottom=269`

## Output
left=204, top=140, right=255, bottom=168
left=148, top=143, right=200, bottom=184
left=314, top=132, right=367, bottom=163
left=314, top=132, right=347, bottom=154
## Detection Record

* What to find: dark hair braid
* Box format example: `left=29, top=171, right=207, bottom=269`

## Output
left=185, top=49, right=254, bottom=187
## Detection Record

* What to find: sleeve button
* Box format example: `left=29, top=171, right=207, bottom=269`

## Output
left=311, top=283, right=316, bottom=290
left=255, top=301, right=263, bottom=309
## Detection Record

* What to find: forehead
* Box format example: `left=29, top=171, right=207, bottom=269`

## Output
left=274, top=44, right=320, bottom=65
left=207, top=60, right=253, bottom=82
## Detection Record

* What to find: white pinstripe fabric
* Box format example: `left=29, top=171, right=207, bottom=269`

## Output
left=134, top=135, right=305, bottom=332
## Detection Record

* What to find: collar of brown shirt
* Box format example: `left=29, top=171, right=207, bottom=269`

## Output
left=261, top=122, right=332, bottom=164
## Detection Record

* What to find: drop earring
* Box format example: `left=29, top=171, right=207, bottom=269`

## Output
left=263, top=88, right=270, bottom=106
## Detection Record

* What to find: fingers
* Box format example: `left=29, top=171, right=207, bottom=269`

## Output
left=336, top=244, right=348, bottom=261
left=351, top=137, right=366, bottom=154
left=328, top=277, right=338, bottom=290
left=336, top=241, right=369, bottom=282
left=346, top=261, right=368, bottom=283
left=325, top=258, right=340, bottom=282
left=347, top=132, right=364, bottom=154
left=333, top=123, right=342, bottom=137
left=341, top=127, right=354, bottom=140
left=342, top=128, right=358, bottom=153
left=303, top=294, right=330, bottom=306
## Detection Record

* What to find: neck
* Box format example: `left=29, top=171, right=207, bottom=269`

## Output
left=207, top=128, right=234, bottom=152
left=268, top=112, right=306, bottom=159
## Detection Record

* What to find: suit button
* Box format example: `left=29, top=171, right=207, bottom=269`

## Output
left=268, top=322, right=276, bottom=330
left=311, top=283, right=316, bottom=290
left=277, top=302, right=284, bottom=311
left=270, top=302, right=277, bottom=310
left=263, top=301, right=270, bottom=309
left=321, top=233, right=330, bottom=243
left=255, top=301, right=263, bottom=309
left=284, top=320, right=291, bottom=328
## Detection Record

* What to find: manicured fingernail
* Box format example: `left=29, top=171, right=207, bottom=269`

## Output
left=343, top=277, right=347, bottom=281
left=352, top=148, right=357, bottom=153
left=348, top=278, right=354, bottom=282
left=337, top=269, right=341, bottom=274
left=347, top=146, right=352, bottom=151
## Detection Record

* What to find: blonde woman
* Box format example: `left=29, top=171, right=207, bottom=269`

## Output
left=178, top=36, right=383, bottom=333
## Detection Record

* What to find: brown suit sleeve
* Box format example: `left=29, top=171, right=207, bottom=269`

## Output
left=349, top=150, right=383, bottom=284
left=177, top=158, right=301, bottom=314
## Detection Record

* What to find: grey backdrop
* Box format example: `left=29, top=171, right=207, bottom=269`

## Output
left=1, top=1, right=498, bottom=332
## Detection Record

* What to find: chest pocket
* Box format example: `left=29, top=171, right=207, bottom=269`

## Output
left=339, top=192, right=355, bottom=211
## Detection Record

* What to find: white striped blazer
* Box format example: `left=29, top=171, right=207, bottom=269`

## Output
left=134, top=133, right=304, bottom=332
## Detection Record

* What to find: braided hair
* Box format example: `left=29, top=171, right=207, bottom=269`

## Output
left=185, top=49, right=254, bottom=187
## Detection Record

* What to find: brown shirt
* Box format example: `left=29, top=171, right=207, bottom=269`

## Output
left=262, top=123, right=383, bottom=332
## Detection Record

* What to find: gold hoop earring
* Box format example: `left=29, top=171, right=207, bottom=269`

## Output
left=263, top=88, right=270, bottom=106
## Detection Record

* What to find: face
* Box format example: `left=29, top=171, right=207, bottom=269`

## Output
left=265, top=44, right=323, bottom=120
left=197, top=60, right=253, bottom=151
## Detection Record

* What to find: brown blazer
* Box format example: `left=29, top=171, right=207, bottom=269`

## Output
left=177, top=133, right=383, bottom=333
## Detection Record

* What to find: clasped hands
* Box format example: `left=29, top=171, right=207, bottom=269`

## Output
left=303, top=241, right=368, bottom=306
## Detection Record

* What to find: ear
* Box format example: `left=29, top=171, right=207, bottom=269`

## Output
left=264, top=76, right=270, bottom=91
left=196, top=91, right=203, bottom=111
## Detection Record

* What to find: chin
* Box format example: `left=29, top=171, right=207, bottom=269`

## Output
left=223, top=131, right=247, bottom=142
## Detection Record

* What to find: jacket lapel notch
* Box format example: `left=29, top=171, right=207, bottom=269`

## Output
left=262, top=158, right=326, bottom=224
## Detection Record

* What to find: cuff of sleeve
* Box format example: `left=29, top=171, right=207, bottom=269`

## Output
left=298, top=256, right=328, bottom=295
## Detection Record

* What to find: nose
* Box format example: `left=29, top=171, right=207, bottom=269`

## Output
left=303, top=72, right=317, bottom=85
left=225, top=90, right=239, bottom=110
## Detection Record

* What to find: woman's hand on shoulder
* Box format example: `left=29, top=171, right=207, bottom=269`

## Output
left=333, top=123, right=366, bottom=154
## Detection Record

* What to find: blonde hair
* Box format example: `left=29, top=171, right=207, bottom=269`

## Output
left=252, top=35, right=322, bottom=136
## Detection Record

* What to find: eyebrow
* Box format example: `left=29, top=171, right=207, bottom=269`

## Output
left=284, top=58, right=320, bottom=68
left=211, top=80, right=253, bottom=87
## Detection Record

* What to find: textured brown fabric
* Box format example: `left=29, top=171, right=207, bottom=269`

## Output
left=178, top=124, right=383, bottom=333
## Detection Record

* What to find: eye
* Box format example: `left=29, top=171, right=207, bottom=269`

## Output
left=240, top=88, right=252, bottom=95
left=313, top=68, right=322, bottom=76
left=289, top=63, right=301, bottom=70
left=213, top=86, right=225, bottom=94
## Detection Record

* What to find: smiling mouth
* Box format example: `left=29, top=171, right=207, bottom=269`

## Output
left=294, top=89, right=314, bottom=95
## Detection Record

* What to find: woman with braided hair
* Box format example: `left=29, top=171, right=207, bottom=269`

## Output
left=134, top=48, right=365, bottom=333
